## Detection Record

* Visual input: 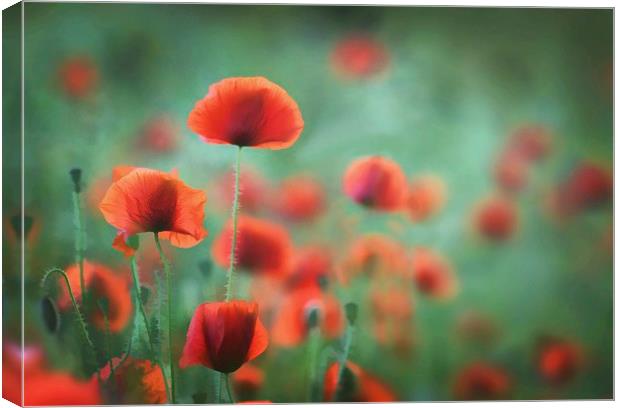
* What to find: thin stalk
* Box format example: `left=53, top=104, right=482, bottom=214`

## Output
left=334, top=324, right=354, bottom=401
left=101, top=307, right=115, bottom=381
left=306, top=327, right=321, bottom=402
left=216, top=372, right=223, bottom=404
left=225, top=146, right=242, bottom=302
left=72, top=191, right=86, bottom=306
left=154, top=233, right=176, bottom=403
left=224, top=373, right=234, bottom=403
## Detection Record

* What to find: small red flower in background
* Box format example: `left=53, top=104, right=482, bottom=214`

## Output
left=412, top=247, right=458, bottom=300
left=556, top=161, right=612, bottom=214
left=271, top=287, right=343, bottom=347
left=453, top=362, right=511, bottom=400
left=212, top=215, right=293, bottom=278
left=136, top=114, right=179, bottom=153
left=232, top=364, right=264, bottom=401
left=537, top=337, right=584, bottom=385
left=472, top=195, right=518, bottom=241
left=188, top=77, right=304, bottom=149
left=406, top=174, right=447, bottom=222
left=331, top=34, right=390, bottom=79
left=343, top=156, right=407, bottom=211
left=100, top=357, right=167, bottom=403
left=272, top=175, right=326, bottom=222
left=58, top=56, right=99, bottom=99
left=179, top=300, right=268, bottom=373
left=507, top=125, right=553, bottom=163
left=57, top=261, right=132, bottom=332
left=493, top=151, right=529, bottom=193
left=99, top=167, right=207, bottom=248
left=286, top=245, right=332, bottom=290
left=215, top=167, right=267, bottom=213
left=339, top=233, right=408, bottom=283
left=323, top=361, right=397, bottom=402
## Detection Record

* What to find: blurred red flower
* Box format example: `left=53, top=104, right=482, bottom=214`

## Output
left=215, top=167, right=267, bottom=213
left=406, top=174, right=447, bottom=222
left=286, top=245, right=332, bottom=290
left=179, top=300, right=268, bottom=373
left=136, top=114, right=179, bottom=153
left=453, top=362, right=511, bottom=400
left=331, top=34, right=390, bottom=79
left=557, top=161, right=612, bottom=214
left=271, top=287, right=343, bottom=347
left=412, top=247, right=458, bottom=300
left=232, top=364, right=264, bottom=401
left=339, top=233, right=408, bottom=283
left=99, top=167, right=207, bottom=248
left=343, top=156, right=407, bottom=211
left=507, top=125, right=553, bottom=162
left=188, top=76, right=304, bottom=149
left=537, top=338, right=584, bottom=385
left=58, top=56, right=99, bottom=99
left=472, top=195, right=518, bottom=241
left=57, top=260, right=132, bottom=332
left=100, top=357, right=167, bottom=403
left=212, top=215, right=293, bottom=278
left=493, top=151, right=529, bottom=193
left=272, top=175, right=326, bottom=222
left=323, top=361, right=397, bottom=402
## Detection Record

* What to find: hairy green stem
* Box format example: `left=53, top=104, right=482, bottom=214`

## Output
left=225, top=146, right=242, bottom=302
left=334, top=324, right=354, bottom=401
left=306, top=327, right=321, bottom=402
left=72, top=191, right=86, bottom=306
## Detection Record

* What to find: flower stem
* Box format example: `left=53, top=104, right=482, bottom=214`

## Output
left=154, top=233, right=176, bottom=404
left=72, top=191, right=87, bottom=307
left=224, top=373, right=234, bottom=403
left=225, top=146, right=242, bottom=302
left=306, top=327, right=321, bottom=402
left=334, top=322, right=355, bottom=401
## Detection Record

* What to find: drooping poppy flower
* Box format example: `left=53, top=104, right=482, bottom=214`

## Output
left=412, top=247, right=458, bottom=300
left=58, top=56, right=99, bottom=99
left=455, top=310, right=499, bottom=346
left=493, top=151, right=529, bottom=193
left=272, top=175, right=326, bottom=222
left=188, top=77, right=304, bottom=149
left=214, top=166, right=267, bottom=213
left=136, top=114, right=179, bottom=153
left=232, top=364, right=264, bottom=401
left=339, top=233, right=408, bottom=283
left=453, top=362, right=511, bottom=400
left=323, top=361, right=397, bottom=402
left=405, top=174, right=447, bottom=222
left=536, top=337, right=584, bottom=385
left=472, top=195, right=519, bottom=241
left=179, top=300, right=268, bottom=373
left=286, top=245, right=332, bottom=290
left=100, top=357, right=167, bottom=403
left=212, top=215, right=293, bottom=278
left=99, top=167, right=207, bottom=248
left=506, top=125, right=553, bottom=162
left=271, top=287, right=343, bottom=347
left=331, top=34, right=390, bottom=79
left=57, top=260, right=132, bottom=332
left=343, top=156, right=407, bottom=211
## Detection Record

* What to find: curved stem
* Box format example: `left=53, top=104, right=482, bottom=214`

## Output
left=72, top=191, right=86, bottom=307
left=154, top=233, right=176, bottom=403
left=225, top=146, right=242, bottom=302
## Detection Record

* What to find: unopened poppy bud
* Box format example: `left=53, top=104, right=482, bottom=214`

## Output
left=317, top=275, right=329, bottom=291
left=306, top=307, right=320, bottom=330
left=345, top=302, right=358, bottom=326
left=69, top=168, right=82, bottom=193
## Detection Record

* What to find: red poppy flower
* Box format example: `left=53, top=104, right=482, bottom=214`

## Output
left=537, top=338, right=584, bottom=384
left=472, top=195, right=518, bottom=241
left=188, top=77, right=304, bottom=149
left=406, top=174, right=447, bottom=221
left=212, top=215, right=293, bottom=278
left=558, top=161, right=612, bottom=214
left=100, top=357, right=167, bottom=403
left=287, top=246, right=332, bottom=290
left=453, top=362, right=511, bottom=400
left=58, top=56, right=98, bottom=99
left=57, top=260, right=132, bottom=332
left=232, top=364, right=264, bottom=401
left=179, top=300, right=269, bottom=373
left=136, top=114, right=179, bottom=153
left=323, top=361, right=397, bottom=402
left=412, top=247, right=458, bottom=300
left=343, top=156, right=407, bottom=211
left=339, top=233, right=408, bottom=283
left=272, top=175, right=326, bottom=222
left=99, top=167, right=207, bottom=248
left=493, top=151, right=529, bottom=193
left=215, top=166, right=267, bottom=213
left=271, top=287, right=343, bottom=347
left=507, top=125, right=553, bottom=162
left=331, top=34, right=390, bottom=79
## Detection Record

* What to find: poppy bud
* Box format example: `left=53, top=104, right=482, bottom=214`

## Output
left=69, top=167, right=82, bottom=193
left=306, top=306, right=320, bottom=330
left=345, top=302, right=358, bottom=326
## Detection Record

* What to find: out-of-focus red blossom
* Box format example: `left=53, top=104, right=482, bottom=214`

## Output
left=215, top=167, right=267, bottom=213
left=58, top=56, right=99, bottom=99
left=406, top=175, right=447, bottom=221
left=99, top=167, right=207, bottom=248
left=537, top=338, right=584, bottom=385
left=455, top=310, right=499, bottom=345
left=271, top=287, right=344, bottom=347
left=507, top=125, right=553, bottom=162
left=412, top=247, right=458, bottom=300
left=232, top=364, right=264, bottom=401
left=331, top=34, right=390, bottom=79
left=100, top=357, right=167, bottom=403
left=57, top=261, right=132, bottom=332
left=249, top=276, right=286, bottom=321
left=552, top=161, right=612, bottom=216
left=188, top=76, right=304, bottom=149
left=339, top=233, right=408, bottom=283
left=472, top=195, right=518, bottom=241
left=179, top=300, right=268, bottom=373
left=453, top=362, right=511, bottom=400
left=272, top=175, right=326, bottom=222
left=137, top=114, right=179, bottom=153
left=343, top=156, right=407, bottom=211
left=212, top=215, right=293, bottom=278
left=370, top=283, right=415, bottom=356
left=323, top=361, right=397, bottom=402
left=3, top=343, right=101, bottom=406
left=287, top=246, right=332, bottom=290
left=493, top=151, right=529, bottom=193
